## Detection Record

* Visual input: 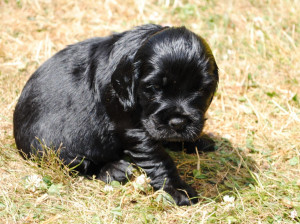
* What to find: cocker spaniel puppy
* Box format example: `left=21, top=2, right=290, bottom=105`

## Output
left=13, top=24, right=218, bottom=206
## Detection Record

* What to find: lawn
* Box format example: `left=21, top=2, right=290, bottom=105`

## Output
left=0, top=0, right=299, bottom=223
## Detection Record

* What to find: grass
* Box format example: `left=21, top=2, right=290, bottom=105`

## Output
left=0, top=0, right=299, bottom=223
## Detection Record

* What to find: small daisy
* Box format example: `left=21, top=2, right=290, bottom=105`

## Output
left=290, top=209, right=298, bottom=220
left=24, top=175, right=43, bottom=192
left=222, top=195, right=235, bottom=211
left=103, top=185, right=114, bottom=192
left=223, top=195, right=235, bottom=203
left=135, top=174, right=150, bottom=186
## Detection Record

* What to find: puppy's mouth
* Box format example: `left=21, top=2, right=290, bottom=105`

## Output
left=142, top=117, right=204, bottom=142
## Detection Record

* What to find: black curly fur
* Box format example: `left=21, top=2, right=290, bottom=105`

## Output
left=13, top=24, right=218, bottom=206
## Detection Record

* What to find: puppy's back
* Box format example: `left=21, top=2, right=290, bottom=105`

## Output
left=13, top=24, right=166, bottom=157
left=13, top=37, right=108, bottom=156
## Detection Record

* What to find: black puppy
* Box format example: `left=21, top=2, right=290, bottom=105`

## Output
left=13, top=24, right=218, bottom=206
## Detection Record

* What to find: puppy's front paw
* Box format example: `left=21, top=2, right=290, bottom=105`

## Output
left=164, top=181, right=198, bottom=206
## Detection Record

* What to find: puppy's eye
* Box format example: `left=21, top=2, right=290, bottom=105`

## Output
left=146, top=84, right=160, bottom=92
left=152, top=85, right=161, bottom=91
left=198, top=88, right=204, bottom=94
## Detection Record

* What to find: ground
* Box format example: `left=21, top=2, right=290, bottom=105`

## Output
left=0, top=0, right=299, bottom=223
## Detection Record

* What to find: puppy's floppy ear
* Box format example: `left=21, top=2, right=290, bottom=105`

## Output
left=111, top=56, right=138, bottom=111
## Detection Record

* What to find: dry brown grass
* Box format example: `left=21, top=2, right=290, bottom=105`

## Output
left=0, top=0, right=299, bottom=223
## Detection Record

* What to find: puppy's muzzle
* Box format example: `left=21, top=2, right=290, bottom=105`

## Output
left=168, top=117, right=188, bottom=131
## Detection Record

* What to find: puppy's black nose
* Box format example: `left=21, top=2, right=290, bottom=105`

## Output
left=168, top=117, right=187, bottom=130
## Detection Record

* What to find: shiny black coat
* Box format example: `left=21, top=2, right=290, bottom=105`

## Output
left=13, top=24, right=218, bottom=205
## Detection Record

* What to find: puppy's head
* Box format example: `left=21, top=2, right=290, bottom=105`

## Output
left=112, top=26, right=218, bottom=142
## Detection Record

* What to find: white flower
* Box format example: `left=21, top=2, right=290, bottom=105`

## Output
left=133, top=174, right=151, bottom=192
left=135, top=174, right=150, bottom=186
left=103, top=185, right=114, bottom=192
left=222, top=195, right=235, bottom=211
left=255, top=30, right=264, bottom=41
left=253, top=16, right=263, bottom=26
left=290, top=209, right=298, bottom=219
left=223, top=195, right=235, bottom=203
left=27, top=175, right=42, bottom=186
left=24, top=175, right=43, bottom=192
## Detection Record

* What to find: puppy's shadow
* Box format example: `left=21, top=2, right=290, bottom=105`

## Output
left=167, top=135, right=258, bottom=201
